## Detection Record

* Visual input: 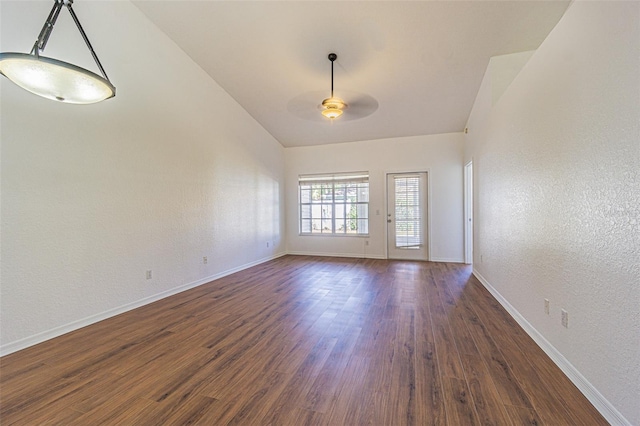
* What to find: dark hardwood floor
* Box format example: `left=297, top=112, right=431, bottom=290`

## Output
left=0, top=255, right=607, bottom=425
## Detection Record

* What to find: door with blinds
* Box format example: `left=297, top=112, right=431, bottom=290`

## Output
left=386, top=172, right=428, bottom=260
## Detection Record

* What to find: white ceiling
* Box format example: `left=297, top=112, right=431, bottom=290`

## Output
left=132, top=1, right=570, bottom=147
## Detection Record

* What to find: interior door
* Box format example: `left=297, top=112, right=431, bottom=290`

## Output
left=386, top=172, right=428, bottom=260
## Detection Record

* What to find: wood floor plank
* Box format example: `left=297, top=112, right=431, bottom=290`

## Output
left=504, top=404, right=544, bottom=426
left=223, top=371, right=289, bottom=425
left=9, top=405, right=85, bottom=426
left=414, top=336, right=447, bottom=426
left=186, top=397, right=241, bottom=425
left=442, top=376, right=481, bottom=426
left=130, top=392, right=217, bottom=426
left=322, top=355, right=372, bottom=425
left=2, top=370, right=115, bottom=424
left=463, top=279, right=606, bottom=425
left=427, top=293, right=466, bottom=379
left=459, top=353, right=512, bottom=426
left=459, top=288, right=536, bottom=410
left=384, top=305, right=417, bottom=426
left=70, top=372, right=142, bottom=414
left=258, top=333, right=339, bottom=424
left=467, top=280, right=608, bottom=425
left=71, top=397, right=156, bottom=425
left=0, top=256, right=608, bottom=425
left=301, top=326, right=362, bottom=413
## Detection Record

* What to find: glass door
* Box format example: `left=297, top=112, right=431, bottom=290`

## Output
left=386, top=172, right=428, bottom=260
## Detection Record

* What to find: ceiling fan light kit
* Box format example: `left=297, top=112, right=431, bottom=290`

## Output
left=0, top=0, right=115, bottom=104
left=321, top=97, right=345, bottom=119
left=321, top=53, right=347, bottom=120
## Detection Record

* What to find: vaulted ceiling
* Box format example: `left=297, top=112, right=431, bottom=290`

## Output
left=134, top=1, right=570, bottom=147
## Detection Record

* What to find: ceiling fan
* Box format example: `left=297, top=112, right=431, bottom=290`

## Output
left=287, top=53, right=378, bottom=122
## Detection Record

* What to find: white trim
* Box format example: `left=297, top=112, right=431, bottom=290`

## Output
left=430, top=257, right=465, bottom=263
left=473, top=269, right=632, bottom=426
left=288, top=251, right=458, bottom=262
left=287, top=251, right=386, bottom=260
left=463, top=160, right=473, bottom=265
left=427, top=170, right=433, bottom=261
left=0, top=252, right=287, bottom=357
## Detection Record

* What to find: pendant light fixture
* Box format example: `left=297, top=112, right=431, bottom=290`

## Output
left=321, top=53, right=346, bottom=119
left=0, top=0, right=115, bottom=104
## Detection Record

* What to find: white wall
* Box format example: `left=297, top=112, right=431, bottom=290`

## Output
left=285, top=133, right=464, bottom=262
left=465, top=2, right=639, bottom=424
left=0, top=1, right=285, bottom=354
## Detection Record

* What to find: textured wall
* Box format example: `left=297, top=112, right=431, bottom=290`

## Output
left=465, top=1, right=639, bottom=424
left=285, top=133, right=464, bottom=262
left=0, top=1, right=285, bottom=352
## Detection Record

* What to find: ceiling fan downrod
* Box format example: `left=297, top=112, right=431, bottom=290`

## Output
left=329, top=52, right=336, bottom=98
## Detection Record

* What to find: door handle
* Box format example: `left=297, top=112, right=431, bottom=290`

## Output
left=387, top=219, right=392, bottom=223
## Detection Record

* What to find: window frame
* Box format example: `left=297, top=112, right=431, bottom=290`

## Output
left=298, top=172, right=369, bottom=236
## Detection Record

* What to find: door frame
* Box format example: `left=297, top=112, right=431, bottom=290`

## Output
left=464, top=160, right=473, bottom=264
left=385, top=170, right=431, bottom=261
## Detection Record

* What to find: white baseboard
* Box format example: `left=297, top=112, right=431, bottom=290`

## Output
left=473, top=269, right=631, bottom=426
left=287, top=251, right=464, bottom=263
left=287, top=252, right=463, bottom=263
left=287, top=251, right=386, bottom=260
left=430, top=257, right=465, bottom=263
left=0, top=252, right=287, bottom=357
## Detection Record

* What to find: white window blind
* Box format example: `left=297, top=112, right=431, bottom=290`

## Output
left=299, top=172, right=369, bottom=235
left=394, top=175, right=422, bottom=248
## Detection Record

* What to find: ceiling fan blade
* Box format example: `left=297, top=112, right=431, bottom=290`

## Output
left=341, top=92, right=378, bottom=120
left=287, top=90, right=378, bottom=122
left=287, top=90, right=329, bottom=122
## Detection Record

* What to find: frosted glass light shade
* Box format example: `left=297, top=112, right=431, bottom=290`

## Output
left=321, top=96, right=346, bottom=119
left=321, top=107, right=343, bottom=119
left=0, top=53, right=115, bottom=104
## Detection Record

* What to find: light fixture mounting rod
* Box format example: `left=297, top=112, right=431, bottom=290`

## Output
left=31, top=0, right=65, bottom=55
left=328, top=53, right=337, bottom=98
left=30, top=0, right=110, bottom=82
left=66, top=2, right=110, bottom=81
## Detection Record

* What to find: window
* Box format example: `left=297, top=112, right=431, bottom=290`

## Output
left=299, top=172, right=369, bottom=235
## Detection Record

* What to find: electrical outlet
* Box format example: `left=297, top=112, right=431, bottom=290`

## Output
left=203, top=256, right=208, bottom=264
left=544, top=299, right=550, bottom=315
left=561, top=309, right=569, bottom=328
left=146, top=270, right=152, bottom=280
